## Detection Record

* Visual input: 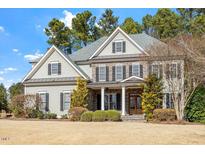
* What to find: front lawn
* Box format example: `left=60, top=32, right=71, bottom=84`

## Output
left=0, top=119, right=205, bottom=144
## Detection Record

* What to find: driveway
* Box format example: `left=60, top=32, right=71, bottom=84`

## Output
left=0, top=119, right=205, bottom=144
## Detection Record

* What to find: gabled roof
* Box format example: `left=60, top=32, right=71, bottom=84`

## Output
left=89, top=27, right=149, bottom=59
left=30, top=28, right=165, bottom=63
left=121, top=76, right=144, bottom=83
left=22, top=45, right=89, bottom=83
left=70, top=30, right=164, bottom=62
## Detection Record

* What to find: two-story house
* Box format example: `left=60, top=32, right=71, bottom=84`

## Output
left=22, top=27, right=184, bottom=117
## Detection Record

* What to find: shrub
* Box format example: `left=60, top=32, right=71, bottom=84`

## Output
left=37, top=111, right=44, bottom=119
left=10, top=94, right=41, bottom=118
left=185, top=84, right=205, bottom=122
left=68, top=107, right=88, bottom=121
left=61, top=114, right=68, bottom=119
left=80, top=111, right=93, bottom=122
left=92, top=110, right=107, bottom=122
left=27, top=109, right=39, bottom=118
left=106, top=110, right=121, bottom=121
left=153, top=109, right=176, bottom=121
left=141, top=74, right=163, bottom=121
left=44, top=113, right=57, bottom=119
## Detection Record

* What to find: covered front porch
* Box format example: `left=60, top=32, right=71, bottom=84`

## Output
left=87, top=76, right=144, bottom=115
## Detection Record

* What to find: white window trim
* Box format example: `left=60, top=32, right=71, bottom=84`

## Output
left=114, top=40, right=123, bottom=53
left=62, top=91, right=71, bottom=111
left=170, top=62, right=177, bottom=79
left=115, top=64, right=123, bottom=81
left=99, top=64, right=106, bottom=82
left=50, top=61, right=59, bottom=75
left=151, top=64, right=160, bottom=78
left=132, top=63, right=140, bottom=77
left=38, top=91, right=47, bottom=111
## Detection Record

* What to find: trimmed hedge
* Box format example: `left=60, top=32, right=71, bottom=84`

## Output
left=44, top=113, right=57, bottom=119
left=68, top=107, right=88, bottom=121
left=80, top=111, right=93, bottom=122
left=92, top=110, right=107, bottom=122
left=153, top=109, right=176, bottom=121
left=106, top=110, right=121, bottom=121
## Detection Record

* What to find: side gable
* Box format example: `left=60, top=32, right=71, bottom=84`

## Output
left=89, top=27, right=149, bottom=59
left=22, top=46, right=88, bottom=83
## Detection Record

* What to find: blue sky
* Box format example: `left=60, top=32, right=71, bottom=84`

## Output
left=0, top=8, right=160, bottom=88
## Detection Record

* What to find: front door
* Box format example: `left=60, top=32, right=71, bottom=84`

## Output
left=129, top=93, right=142, bottom=114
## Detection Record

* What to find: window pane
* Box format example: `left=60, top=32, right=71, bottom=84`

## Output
left=51, top=63, right=58, bottom=74
left=116, top=65, right=122, bottom=80
left=152, top=65, right=160, bottom=78
left=171, top=64, right=177, bottom=78
left=40, top=93, right=46, bottom=103
left=132, top=64, right=140, bottom=76
left=115, top=42, right=122, bottom=52
left=63, top=93, right=70, bottom=110
left=99, top=66, right=106, bottom=81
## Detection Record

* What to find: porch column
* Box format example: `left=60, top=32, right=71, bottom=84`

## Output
left=101, top=87, right=105, bottom=110
left=121, top=86, right=126, bottom=115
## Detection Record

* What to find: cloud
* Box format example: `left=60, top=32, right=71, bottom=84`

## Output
left=24, top=50, right=43, bottom=61
left=0, top=77, right=4, bottom=81
left=60, top=10, right=75, bottom=28
left=0, top=67, right=18, bottom=75
left=0, top=26, right=5, bottom=33
left=4, top=67, right=17, bottom=71
left=12, top=48, right=19, bottom=52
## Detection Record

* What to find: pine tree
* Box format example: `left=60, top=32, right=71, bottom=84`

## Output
left=121, top=17, right=142, bottom=34
left=70, top=78, right=89, bottom=108
left=98, top=9, right=119, bottom=36
left=45, top=18, right=72, bottom=54
left=141, top=74, right=163, bottom=121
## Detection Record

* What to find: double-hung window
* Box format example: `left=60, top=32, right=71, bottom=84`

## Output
left=116, top=64, right=123, bottom=81
left=63, top=92, right=71, bottom=110
left=151, top=64, right=160, bottom=78
left=132, top=63, right=140, bottom=77
left=99, top=65, right=106, bottom=81
left=39, top=92, right=46, bottom=111
left=170, top=63, right=177, bottom=79
left=115, top=41, right=123, bottom=52
left=51, top=62, right=58, bottom=75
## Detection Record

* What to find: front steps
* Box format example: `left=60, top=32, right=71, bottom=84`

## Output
left=121, top=114, right=145, bottom=121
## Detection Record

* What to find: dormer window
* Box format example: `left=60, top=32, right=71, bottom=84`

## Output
left=112, top=41, right=126, bottom=53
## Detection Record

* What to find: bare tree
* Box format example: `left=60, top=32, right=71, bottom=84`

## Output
left=148, top=35, right=205, bottom=120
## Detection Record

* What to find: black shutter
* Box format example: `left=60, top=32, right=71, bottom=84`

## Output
left=45, top=93, right=49, bottom=112
left=60, top=93, right=63, bottom=111
left=58, top=63, right=61, bottom=75
left=36, top=93, right=40, bottom=110
left=48, top=64, right=51, bottom=75
left=166, top=64, right=170, bottom=79
left=159, top=64, right=163, bottom=78
left=112, top=66, right=115, bottom=81
left=106, top=66, right=109, bottom=81
left=123, top=65, right=126, bottom=79
left=148, top=64, right=152, bottom=75
left=96, top=67, right=99, bottom=82
left=177, top=63, right=181, bottom=79
left=116, top=93, right=121, bottom=110
left=129, top=65, right=132, bottom=77
left=123, top=41, right=126, bottom=53
left=140, top=64, right=143, bottom=78
left=112, top=42, right=115, bottom=53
